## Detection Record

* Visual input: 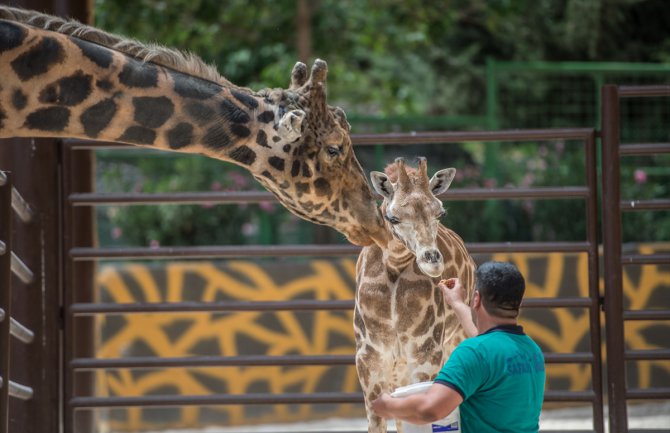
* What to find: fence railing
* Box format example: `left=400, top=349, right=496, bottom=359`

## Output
left=600, top=84, right=670, bottom=433
left=62, top=126, right=605, bottom=432
left=0, top=171, right=36, bottom=433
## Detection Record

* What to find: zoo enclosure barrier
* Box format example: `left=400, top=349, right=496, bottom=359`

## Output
left=0, top=171, right=36, bottom=433
left=600, top=84, right=670, bottom=433
left=63, top=126, right=606, bottom=432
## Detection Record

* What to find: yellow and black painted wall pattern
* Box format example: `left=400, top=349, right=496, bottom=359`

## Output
left=94, top=244, right=670, bottom=431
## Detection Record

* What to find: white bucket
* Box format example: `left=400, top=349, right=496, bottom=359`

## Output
left=391, top=381, right=461, bottom=433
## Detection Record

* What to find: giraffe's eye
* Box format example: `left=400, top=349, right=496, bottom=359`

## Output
left=386, top=215, right=400, bottom=225
left=326, top=146, right=341, bottom=157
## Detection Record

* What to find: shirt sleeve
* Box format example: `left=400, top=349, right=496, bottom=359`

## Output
left=434, top=342, right=487, bottom=401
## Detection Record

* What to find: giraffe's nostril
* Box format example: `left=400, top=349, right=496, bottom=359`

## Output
left=424, top=250, right=441, bottom=264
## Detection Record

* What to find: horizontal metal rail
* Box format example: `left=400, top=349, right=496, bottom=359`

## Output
left=70, top=300, right=356, bottom=315
left=0, top=377, right=33, bottom=401
left=68, top=389, right=593, bottom=408
left=626, top=388, right=670, bottom=399
left=522, top=297, right=593, bottom=308
left=10, top=252, right=33, bottom=284
left=8, top=317, right=33, bottom=344
left=70, top=392, right=364, bottom=408
left=69, top=296, right=592, bottom=316
left=70, top=244, right=361, bottom=260
left=70, top=242, right=591, bottom=260
left=625, top=349, right=670, bottom=361
left=618, top=85, right=670, bottom=98
left=70, top=351, right=593, bottom=371
left=71, top=354, right=355, bottom=370
left=620, top=199, right=670, bottom=211
left=352, top=129, right=595, bottom=145
left=623, top=309, right=670, bottom=321
left=69, top=186, right=590, bottom=206
left=64, top=128, right=596, bottom=150
left=620, top=143, right=670, bottom=155
left=621, top=253, right=670, bottom=265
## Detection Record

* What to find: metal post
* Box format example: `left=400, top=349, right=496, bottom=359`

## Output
left=0, top=172, right=12, bottom=433
left=600, top=84, right=628, bottom=432
left=584, top=130, right=605, bottom=433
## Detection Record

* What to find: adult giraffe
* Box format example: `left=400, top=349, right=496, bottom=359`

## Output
left=354, top=158, right=476, bottom=433
left=0, top=5, right=385, bottom=246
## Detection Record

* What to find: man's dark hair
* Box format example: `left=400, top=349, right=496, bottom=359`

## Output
left=475, top=261, right=525, bottom=318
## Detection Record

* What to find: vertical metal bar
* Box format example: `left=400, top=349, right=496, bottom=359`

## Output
left=600, top=84, right=628, bottom=432
left=584, top=130, right=605, bottom=433
left=0, top=173, right=12, bottom=433
left=61, top=142, right=75, bottom=433
left=61, top=140, right=97, bottom=433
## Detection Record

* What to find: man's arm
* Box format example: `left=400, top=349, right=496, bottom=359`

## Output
left=371, top=383, right=463, bottom=424
left=439, top=278, right=477, bottom=338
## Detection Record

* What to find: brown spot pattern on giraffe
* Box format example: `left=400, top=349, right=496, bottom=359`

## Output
left=11, top=36, right=64, bottom=81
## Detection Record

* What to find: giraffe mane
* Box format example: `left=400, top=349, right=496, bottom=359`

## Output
left=0, top=5, right=235, bottom=88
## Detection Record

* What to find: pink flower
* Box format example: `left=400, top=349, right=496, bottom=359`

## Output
left=149, top=239, right=160, bottom=248
left=111, top=227, right=122, bottom=239
left=259, top=201, right=275, bottom=212
left=242, top=223, right=258, bottom=236
left=483, top=178, right=497, bottom=188
left=228, top=172, right=249, bottom=188
left=521, top=173, right=536, bottom=187
left=210, top=181, right=222, bottom=191
left=634, top=169, right=647, bottom=184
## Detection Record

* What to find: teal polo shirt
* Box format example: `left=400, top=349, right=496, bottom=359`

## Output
left=435, top=325, right=545, bottom=433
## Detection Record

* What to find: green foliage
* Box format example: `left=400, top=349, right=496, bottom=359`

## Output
left=93, top=0, right=670, bottom=247
left=96, top=152, right=293, bottom=247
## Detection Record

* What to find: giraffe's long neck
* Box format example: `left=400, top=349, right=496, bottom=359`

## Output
left=0, top=18, right=285, bottom=173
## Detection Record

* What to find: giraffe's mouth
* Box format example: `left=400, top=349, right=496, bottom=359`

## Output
left=417, top=260, right=445, bottom=278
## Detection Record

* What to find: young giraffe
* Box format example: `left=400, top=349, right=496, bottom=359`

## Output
left=354, top=158, right=475, bottom=433
left=0, top=6, right=385, bottom=246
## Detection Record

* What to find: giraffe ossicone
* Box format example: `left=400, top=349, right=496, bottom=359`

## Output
left=0, top=6, right=386, bottom=246
left=355, top=157, right=475, bottom=433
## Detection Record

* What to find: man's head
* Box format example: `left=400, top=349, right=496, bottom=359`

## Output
left=472, top=261, right=525, bottom=320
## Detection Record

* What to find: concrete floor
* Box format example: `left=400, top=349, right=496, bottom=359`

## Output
left=133, top=401, right=670, bottom=433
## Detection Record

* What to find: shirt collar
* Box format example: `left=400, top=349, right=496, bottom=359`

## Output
left=480, top=324, right=525, bottom=336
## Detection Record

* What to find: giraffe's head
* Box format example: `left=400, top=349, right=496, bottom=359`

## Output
left=253, top=60, right=385, bottom=246
left=370, top=158, right=456, bottom=277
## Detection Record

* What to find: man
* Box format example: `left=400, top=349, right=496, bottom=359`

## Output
left=371, top=261, right=545, bottom=433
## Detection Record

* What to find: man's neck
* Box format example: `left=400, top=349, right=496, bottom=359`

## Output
left=476, top=316, right=518, bottom=335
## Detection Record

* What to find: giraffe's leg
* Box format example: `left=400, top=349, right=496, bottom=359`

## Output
left=363, top=396, right=387, bottom=433
left=356, top=342, right=393, bottom=433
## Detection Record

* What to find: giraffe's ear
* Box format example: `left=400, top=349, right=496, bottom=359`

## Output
left=429, top=168, right=456, bottom=196
left=277, top=109, right=305, bottom=142
left=370, top=171, right=394, bottom=199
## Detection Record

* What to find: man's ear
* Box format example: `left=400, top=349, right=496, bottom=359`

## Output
left=429, top=168, right=456, bottom=196
left=471, top=290, right=481, bottom=308
left=370, top=171, right=394, bottom=199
